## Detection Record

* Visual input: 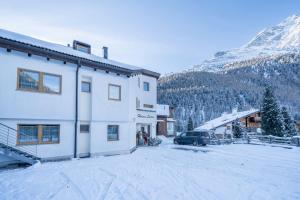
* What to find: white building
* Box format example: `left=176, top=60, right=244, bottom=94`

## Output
left=0, top=28, right=160, bottom=166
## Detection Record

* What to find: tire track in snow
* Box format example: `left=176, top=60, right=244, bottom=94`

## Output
left=97, top=167, right=147, bottom=200
left=58, top=171, right=87, bottom=200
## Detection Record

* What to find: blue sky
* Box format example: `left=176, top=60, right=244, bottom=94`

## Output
left=0, top=0, right=299, bottom=74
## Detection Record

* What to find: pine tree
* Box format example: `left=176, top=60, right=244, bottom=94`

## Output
left=261, top=86, right=284, bottom=137
left=187, top=117, right=194, bottom=131
left=281, top=107, right=297, bottom=137
left=232, top=121, right=242, bottom=138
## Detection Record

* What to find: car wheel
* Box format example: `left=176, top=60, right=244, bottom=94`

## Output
left=193, top=140, right=198, bottom=146
left=202, top=144, right=207, bottom=146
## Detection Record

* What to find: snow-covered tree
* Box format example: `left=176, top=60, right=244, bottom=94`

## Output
left=232, top=121, right=242, bottom=138
left=261, top=87, right=284, bottom=137
left=281, top=107, right=297, bottom=137
left=187, top=117, right=194, bottom=131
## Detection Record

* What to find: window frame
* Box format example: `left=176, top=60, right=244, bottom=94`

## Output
left=108, top=84, right=121, bottom=101
left=73, top=41, right=91, bottom=54
left=80, top=124, right=90, bottom=133
left=143, top=82, right=150, bottom=91
left=42, top=72, right=62, bottom=94
left=107, top=125, right=119, bottom=141
left=17, top=68, right=62, bottom=95
left=81, top=81, right=91, bottom=93
left=17, top=124, right=60, bottom=145
left=143, top=104, right=154, bottom=109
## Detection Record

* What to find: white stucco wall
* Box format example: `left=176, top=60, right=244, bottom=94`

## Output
left=0, top=46, right=158, bottom=163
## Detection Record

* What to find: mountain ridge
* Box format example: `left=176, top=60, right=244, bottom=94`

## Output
left=158, top=15, right=300, bottom=131
left=192, top=15, right=300, bottom=73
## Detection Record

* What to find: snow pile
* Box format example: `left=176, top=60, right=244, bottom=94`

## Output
left=0, top=144, right=299, bottom=199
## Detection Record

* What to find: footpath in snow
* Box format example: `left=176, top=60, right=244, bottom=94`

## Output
left=0, top=137, right=300, bottom=200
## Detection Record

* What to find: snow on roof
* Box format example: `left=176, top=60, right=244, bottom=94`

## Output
left=157, top=104, right=170, bottom=116
left=195, top=109, right=259, bottom=131
left=0, top=28, right=142, bottom=71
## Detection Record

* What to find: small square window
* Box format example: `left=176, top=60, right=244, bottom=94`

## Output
left=80, top=124, right=90, bottom=133
left=81, top=81, right=91, bottom=93
left=107, top=125, right=119, bottom=141
left=108, top=84, right=121, bottom=101
left=143, top=82, right=150, bottom=91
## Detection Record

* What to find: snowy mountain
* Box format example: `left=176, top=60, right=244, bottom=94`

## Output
left=158, top=15, right=300, bottom=131
left=193, top=15, right=300, bottom=72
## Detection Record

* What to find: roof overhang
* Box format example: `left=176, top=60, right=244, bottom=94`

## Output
left=0, top=37, right=160, bottom=78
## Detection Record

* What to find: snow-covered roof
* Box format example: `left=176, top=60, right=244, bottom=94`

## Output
left=195, top=109, right=259, bottom=131
left=157, top=104, right=170, bottom=116
left=0, top=28, right=160, bottom=78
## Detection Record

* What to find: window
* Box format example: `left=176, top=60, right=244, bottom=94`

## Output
left=144, top=104, right=154, bottom=109
left=107, top=125, right=119, bottom=141
left=76, top=45, right=90, bottom=53
left=81, top=81, right=91, bottom=93
left=43, top=74, right=61, bottom=93
left=108, top=84, right=121, bottom=101
left=18, top=125, right=38, bottom=144
left=42, top=125, right=59, bottom=143
left=136, top=97, right=140, bottom=109
left=18, top=69, right=39, bottom=90
left=18, top=124, right=60, bottom=145
left=143, top=82, right=150, bottom=91
left=249, top=117, right=256, bottom=123
left=73, top=41, right=91, bottom=54
left=17, top=69, right=61, bottom=94
left=80, top=124, right=90, bottom=133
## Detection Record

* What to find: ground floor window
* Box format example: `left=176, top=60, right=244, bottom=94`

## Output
left=18, top=124, right=60, bottom=145
left=107, top=125, right=119, bottom=141
left=18, top=125, right=38, bottom=144
left=80, top=124, right=90, bottom=133
left=42, top=125, right=60, bottom=143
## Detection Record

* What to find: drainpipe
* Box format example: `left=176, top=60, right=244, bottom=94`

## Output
left=74, top=61, right=80, bottom=158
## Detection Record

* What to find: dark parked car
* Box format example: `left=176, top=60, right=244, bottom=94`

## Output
left=174, top=131, right=210, bottom=146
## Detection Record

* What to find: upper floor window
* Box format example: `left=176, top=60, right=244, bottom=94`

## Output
left=73, top=40, right=91, bottom=54
left=43, top=74, right=61, bottom=93
left=18, top=69, right=39, bottom=90
left=107, top=125, right=119, bottom=141
left=108, top=84, right=121, bottom=101
left=143, top=82, right=150, bottom=91
left=144, top=104, right=154, bottom=109
left=81, top=81, right=91, bottom=93
left=17, top=69, right=61, bottom=94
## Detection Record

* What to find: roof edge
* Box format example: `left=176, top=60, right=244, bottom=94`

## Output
left=0, top=36, right=160, bottom=78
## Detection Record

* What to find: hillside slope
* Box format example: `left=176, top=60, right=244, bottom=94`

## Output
left=158, top=53, right=300, bottom=131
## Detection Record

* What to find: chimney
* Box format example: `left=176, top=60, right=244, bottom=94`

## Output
left=103, top=46, right=108, bottom=59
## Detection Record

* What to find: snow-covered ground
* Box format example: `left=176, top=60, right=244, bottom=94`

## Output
left=1, top=138, right=300, bottom=200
